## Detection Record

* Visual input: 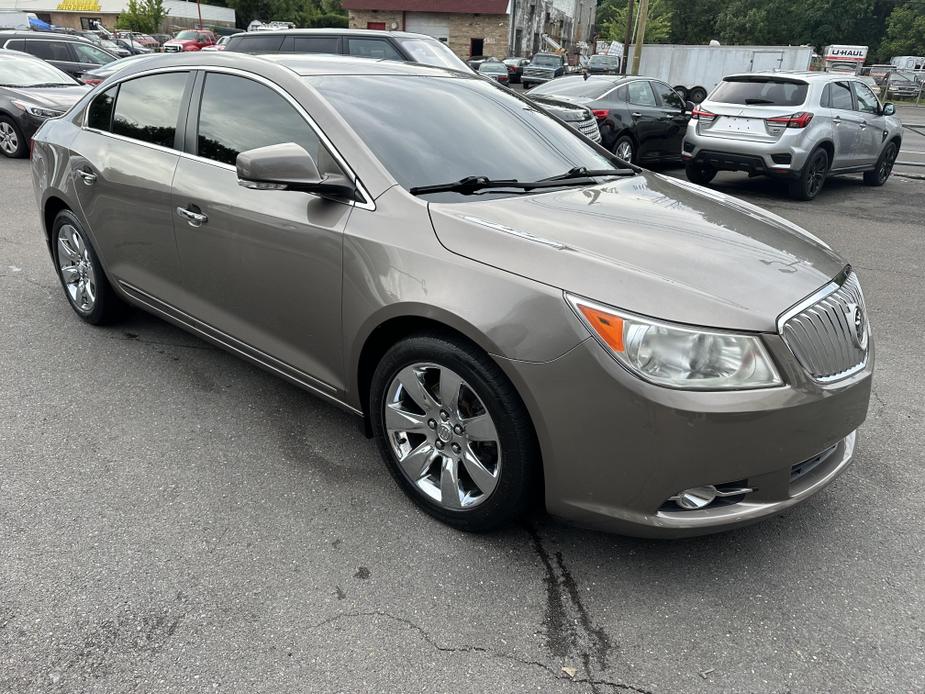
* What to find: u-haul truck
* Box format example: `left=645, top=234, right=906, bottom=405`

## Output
left=823, top=45, right=868, bottom=73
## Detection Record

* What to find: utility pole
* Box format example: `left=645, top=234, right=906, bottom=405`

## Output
left=621, top=0, right=634, bottom=74
left=630, top=0, right=648, bottom=76
left=196, top=0, right=203, bottom=29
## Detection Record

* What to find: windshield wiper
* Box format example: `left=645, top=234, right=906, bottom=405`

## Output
left=539, top=166, right=635, bottom=182
left=410, top=169, right=634, bottom=196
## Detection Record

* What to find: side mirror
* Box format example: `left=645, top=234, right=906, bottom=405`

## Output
left=236, top=142, right=356, bottom=199
left=882, top=102, right=895, bottom=116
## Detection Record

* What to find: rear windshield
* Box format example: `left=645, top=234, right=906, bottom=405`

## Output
left=710, top=77, right=808, bottom=106
left=529, top=76, right=616, bottom=99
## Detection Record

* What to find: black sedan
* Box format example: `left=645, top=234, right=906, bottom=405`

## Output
left=0, top=49, right=88, bottom=158
left=503, top=57, right=529, bottom=83
left=527, top=75, right=692, bottom=164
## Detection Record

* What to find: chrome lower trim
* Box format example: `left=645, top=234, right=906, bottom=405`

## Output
left=118, top=281, right=362, bottom=416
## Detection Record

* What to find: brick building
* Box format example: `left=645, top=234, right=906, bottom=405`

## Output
left=342, top=0, right=595, bottom=60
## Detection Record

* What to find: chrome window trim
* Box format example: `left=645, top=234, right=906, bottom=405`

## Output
left=79, top=64, right=376, bottom=211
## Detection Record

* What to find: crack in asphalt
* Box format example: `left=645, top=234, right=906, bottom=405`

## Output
left=307, top=609, right=652, bottom=693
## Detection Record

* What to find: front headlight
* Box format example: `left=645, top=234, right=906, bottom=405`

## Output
left=11, top=100, right=65, bottom=119
left=567, top=294, right=782, bottom=390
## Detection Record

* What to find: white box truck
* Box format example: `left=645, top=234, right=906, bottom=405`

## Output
left=822, top=45, right=868, bottom=73
left=0, top=10, right=32, bottom=30
left=625, top=43, right=814, bottom=103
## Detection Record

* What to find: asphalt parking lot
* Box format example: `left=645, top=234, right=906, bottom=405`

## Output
left=1, top=142, right=923, bottom=692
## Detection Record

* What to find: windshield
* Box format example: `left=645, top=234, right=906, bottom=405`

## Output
left=479, top=63, right=506, bottom=73
left=530, top=76, right=616, bottom=99
left=711, top=77, right=808, bottom=106
left=309, top=74, right=613, bottom=200
left=589, top=55, right=615, bottom=65
left=0, top=54, right=74, bottom=86
left=175, top=31, right=205, bottom=40
left=396, top=37, right=469, bottom=71
left=532, top=54, right=562, bottom=67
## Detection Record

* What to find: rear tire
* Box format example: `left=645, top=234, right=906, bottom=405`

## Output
left=863, top=141, right=897, bottom=186
left=370, top=333, right=538, bottom=532
left=51, top=209, right=125, bottom=325
left=688, top=86, right=707, bottom=103
left=788, top=148, right=829, bottom=201
left=0, top=116, right=27, bottom=159
left=685, top=161, right=717, bottom=185
left=522, top=81, right=532, bottom=90
left=613, top=135, right=635, bottom=164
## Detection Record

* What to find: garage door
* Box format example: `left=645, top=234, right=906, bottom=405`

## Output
left=404, top=12, right=449, bottom=42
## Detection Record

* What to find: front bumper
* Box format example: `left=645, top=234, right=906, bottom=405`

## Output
left=500, top=333, right=873, bottom=538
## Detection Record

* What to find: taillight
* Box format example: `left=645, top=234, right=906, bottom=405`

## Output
left=82, top=78, right=102, bottom=86
left=591, top=109, right=609, bottom=119
left=765, top=112, right=814, bottom=128
left=691, top=106, right=716, bottom=123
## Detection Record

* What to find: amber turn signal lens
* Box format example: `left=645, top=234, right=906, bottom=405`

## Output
left=577, top=304, right=625, bottom=353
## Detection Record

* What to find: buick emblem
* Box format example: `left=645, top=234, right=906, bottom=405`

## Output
left=846, top=303, right=868, bottom=350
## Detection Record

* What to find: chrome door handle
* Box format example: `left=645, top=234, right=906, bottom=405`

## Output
left=76, top=169, right=96, bottom=185
left=632, top=112, right=643, bottom=118
left=176, top=206, right=208, bottom=227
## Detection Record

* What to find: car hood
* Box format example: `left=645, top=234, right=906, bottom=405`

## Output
left=427, top=173, right=845, bottom=332
left=3, top=85, right=89, bottom=110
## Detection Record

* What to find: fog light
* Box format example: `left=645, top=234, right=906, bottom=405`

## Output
left=674, top=486, right=717, bottom=509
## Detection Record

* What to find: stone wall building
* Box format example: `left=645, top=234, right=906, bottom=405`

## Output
left=343, top=0, right=595, bottom=59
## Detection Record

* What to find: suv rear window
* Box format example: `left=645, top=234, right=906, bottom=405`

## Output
left=710, top=77, right=808, bottom=106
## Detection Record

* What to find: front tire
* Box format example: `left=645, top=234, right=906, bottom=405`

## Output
left=370, top=333, right=538, bottom=532
left=685, top=161, right=717, bottom=185
left=789, top=147, right=829, bottom=201
left=51, top=210, right=124, bottom=324
left=0, top=116, right=27, bottom=158
left=863, top=141, right=897, bottom=186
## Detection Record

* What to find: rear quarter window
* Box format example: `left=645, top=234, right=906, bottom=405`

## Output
left=710, top=78, right=808, bottom=107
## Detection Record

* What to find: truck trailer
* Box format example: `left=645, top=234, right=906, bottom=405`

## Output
left=624, top=43, right=814, bottom=103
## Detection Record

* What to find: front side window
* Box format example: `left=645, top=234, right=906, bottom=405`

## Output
left=196, top=73, right=322, bottom=166
left=310, top=74, right=613, bottom=199
left=71, top=42, right=115, bottom=65
left=112, top=72, right=188, bottom=148
left=853, top=82, right=879, bottom=114
left=626, top=80, right=657, bottom=106
left=346, top=38, right=402, bottom=61
left=87, top=85, right=117, bottom=130
left=650, top=80, right=684, bottom=109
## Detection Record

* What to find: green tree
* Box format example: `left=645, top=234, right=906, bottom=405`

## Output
left=116, top=0, right=169, bottom=33
left=224, top=0, right=345, bottom=29
left=596, top=0, right=672, bottom=44
left=880, top=2, right=925, bottom=58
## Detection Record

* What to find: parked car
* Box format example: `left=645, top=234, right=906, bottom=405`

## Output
left=112, top=37, right=152, bottom=55
left=77, top=53, right=156, bottom=86
left=467, top=55, right=497, bottom=70
left=99, top=38, right=130, bottom=58
left=151, top=33, right=173, bottom=46
left=0, top=49, right=87, bottom=157
left=524, top=93, right=602, bottom=143
left=587, top=54, right=621, bottom=75
left=502, top=57, right=529, bottom=83
left=31, top=53, right=873, bottom=538
left=883, top=70, right=923, bottom=99
left=682, top=72, right=902, bottom=200
left=478, top=61, right=509, bottom=84
left=0, top=30, right=117, bottom=78
left=528, top=75, right=691, bottom=163
left=521, top=52, right=567, bottom=89
left=224, top=28, right=470, bottom=72
left=116, top=31, right=158, bottom=49
left=162, top=29, right=216, bottom=53
left=201, top=35, right=230, bottom=51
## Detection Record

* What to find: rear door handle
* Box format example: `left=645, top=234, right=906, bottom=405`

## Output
left=76, top=169, right=96, bottom=185
left=176, top=206, right=208, bottom=227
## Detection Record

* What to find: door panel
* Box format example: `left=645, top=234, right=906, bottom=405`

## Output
left=649, top=80, right=689, bottom=158
left=624, top=80, right=663, bottom=159
left=852, top=82, right=885, bottom=166
left=824, top=81, right=861, bottom=168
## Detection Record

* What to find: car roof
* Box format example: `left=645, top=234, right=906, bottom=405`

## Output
left=230, top=28, right=435, bottom=41
left=0, top=30, right=92, bottom=42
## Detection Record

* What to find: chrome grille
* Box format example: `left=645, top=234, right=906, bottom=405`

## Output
left=574, top=116, right=602, bottom=142
left=780, top=271, right=869, bottom=382
left=164, top=44, right=180, bottom=53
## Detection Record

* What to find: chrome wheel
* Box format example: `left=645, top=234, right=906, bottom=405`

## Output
left=384, top=362, right=501, bottom=510
left=0, top=121, right=18, bottom=155
left=615, top=139, right=633, bottom=162
left=57, top=224, right=97, bottom=312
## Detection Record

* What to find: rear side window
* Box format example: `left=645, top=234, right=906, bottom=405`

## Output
left=87, top=85, right=117, bottom=130
left=112, top=72, right=188, bottom=149
left=23, top=40, right=73, bottom=62
left=346, top=38, right=402, bottom=61
left=196, top=73, right=322, bottom=166
left=626, top=80, right=657, bottom=106
left=711, top=78, right=808, bottom=106
left=236, top=34, right=286, bottom=53
left=288, top=36, right=340, bottom=53
left=3, top=39, right=25, bottom=51
left=824, top=81, right=853, bottom=110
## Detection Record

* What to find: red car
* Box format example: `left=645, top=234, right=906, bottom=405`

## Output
left=163, top=30, right=216, bottom=53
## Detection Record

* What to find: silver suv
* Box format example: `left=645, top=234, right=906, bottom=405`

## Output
left=682, top=72, right=903, bottom=200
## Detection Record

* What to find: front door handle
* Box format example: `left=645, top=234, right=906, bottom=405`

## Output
left=176, top=206, right=208, bottom=227
left=76, top=169, right=96, bottom=185
left=632, top=111, right=643, bottom=118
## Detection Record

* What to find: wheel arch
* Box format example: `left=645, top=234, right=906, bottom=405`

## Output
left=815, top=139, right=835, bottom=163
left=42, top=195, right=71, bottom=249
